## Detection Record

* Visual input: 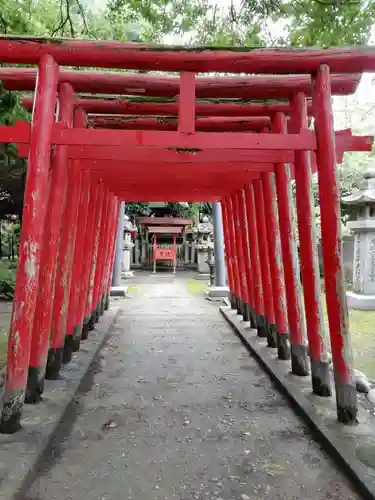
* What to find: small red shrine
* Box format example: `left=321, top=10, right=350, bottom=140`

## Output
left=136, top=216, right=193, bottom=274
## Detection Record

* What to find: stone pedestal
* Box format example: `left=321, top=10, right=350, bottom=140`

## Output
left=122, top=214, right=137, bottom=279
left=342, top=168, right=375, bottom=310
left=194, top=215, right=213, bottom=278
left=197, top=249, right=210, bottom=274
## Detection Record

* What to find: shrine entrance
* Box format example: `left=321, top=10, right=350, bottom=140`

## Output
left=0, top=37, right=373, bottom=444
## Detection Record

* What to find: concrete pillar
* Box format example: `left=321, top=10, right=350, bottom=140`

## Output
left=112, top=202, right=125, bottom=288
left=206, top=201, right=229, bottom=300
left=213, top=201, right=226, bottom=286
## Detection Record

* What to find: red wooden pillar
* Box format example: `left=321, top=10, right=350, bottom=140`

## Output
left=232, top=192, right=249, bottom=320
left=84, top=183, right=105, bottom=332
left=25, top=83, right=74, bottom=403
left=292, top=92, right=331, bottom=396
left=262, top=172, right=290, bottom=358
left=313, top=65, right=357, bottom=423
left=244, top=184, right=267, bottom=338
left=238, top=188, right=257, bottom=328
left=253, top=178, right=276, bottom=346
left=101, top=196, right=119, bottom=312
left=92, top=189, right=111, bottom=323
left=104, top=197, right=120, bottom=310
left=221, top=198, right=236, bottom=309
left=66, top=170, right=92, bottom=352
left=79, top=180, right=101, bottom=339
left=45, top=108, right=85, bottom=378
left=225, top=196, right=242, bottom=312
left=274, top=112, right=309, bottom=376
left=0, top=55, right=58, bottom=433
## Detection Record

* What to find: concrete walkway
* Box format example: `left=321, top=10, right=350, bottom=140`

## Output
left=26, top=277, right=361, bottom=500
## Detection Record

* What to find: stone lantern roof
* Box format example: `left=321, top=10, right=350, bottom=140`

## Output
left=342, top=168, right=375, bottom=206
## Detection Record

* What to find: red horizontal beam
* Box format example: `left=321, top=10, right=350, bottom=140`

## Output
left=6, top=66, right=359, bottom=97
left=89, top=116, right=271, bottom=132
left=0, top=36, right=372, bottom=74
left=22, top=96, right=314, bottom=118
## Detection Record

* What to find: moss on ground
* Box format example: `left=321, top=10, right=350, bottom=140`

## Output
left=186, top=279, right=207, bottom=295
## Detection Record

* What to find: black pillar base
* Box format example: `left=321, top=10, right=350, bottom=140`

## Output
left=267, top=324, right=278, bottom=348
left=100, top=296, right=105, bottom=316
left=88, top=314, right=96, bottom=331
left=291, top=344, right=309, bottom=376
left=45, top=346, right=64, bottom=380
left=242, top=302, right=250, bottom=322
left=230, top=293, right=237, bottom=310
left=336, top=382, right=358, bottom=424
left=248, top=306, right=257, bottom=329
left=71, top=325, right=81, bottom=353
left=62, top=334, right=75, bottom=364
left=256, top=314, right=268, bottom=338
left=104, top=293, right=110, bottom=311
left=277, top=332, right=291, bottom=360
left=25, top=366, right=44, bottom=404
left=81, top=321, right=90, bottom=340
left=0, top=391, right=23, bottom=434
left=236, top=297, right=242, bottom=316
left=310, top=359, right=332, bottom=397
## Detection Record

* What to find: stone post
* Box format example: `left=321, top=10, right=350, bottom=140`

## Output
left=111, top=202, right=126, bottom=296
left=342, top=168, right=375, bottom=309
left=122, top=214, right=137, bottom=279
left=205, top=203, right=229, bottom=300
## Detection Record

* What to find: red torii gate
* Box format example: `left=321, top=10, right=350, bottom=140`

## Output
left=0, top=36, right=374, bottom=434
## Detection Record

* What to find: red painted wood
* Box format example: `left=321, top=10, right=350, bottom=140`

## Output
left=92, top=190, right=111, bottom=312
left=103, top=197, right=119, bottom=300
left=225, top=196, right=242, bottom=305
left=77, top=181, right=100, bottom=330
left=313, top=65, right=357, bottom=421
left=221, top=199, right=236, bottom=303
left=0, top=40, right=367, bottom=75
left=238, top=189, right=255, bottom=313
left=67, top=169, right=91, bottom=337
left=22, top=95, right=315, bottom=117
left=243, top=183, right=265, bottom=321
left=233, top=191, right=249, bottom=309
left=89, top=116, right=271, bottom=132
left=1, top=55, right=58, bottom=432
left=273, top=112, right=308, bottom=362
left=253, top=178, right=275, bottom=329
left=179, top=72, right=196, bottom=134
left=292, top=92, right=331, bottom=372
left=85, top=184, right=105, bottom=320
left=261, top=171, right=289, bottom=336
left=50, top=126, right=317, bottom=150
left=28, top=82, right=74, bottom=384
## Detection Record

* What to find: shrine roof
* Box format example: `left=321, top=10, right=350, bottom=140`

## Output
left=148, top=226, right=183, bottom=234
left=137, top=217, right=193, bottom=226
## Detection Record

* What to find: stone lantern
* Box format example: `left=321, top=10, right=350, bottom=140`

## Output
left=194, top=215, right=214, bottom=275
left=122, top=214, right=137, bottom=279
left=342, top=168, right=375, bottom=309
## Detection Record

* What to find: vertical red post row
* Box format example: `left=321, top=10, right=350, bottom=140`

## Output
left=313, top=65, right=357, bottom=423
left=238, top=188, right=257, bottom=328
left=67, top=170, right=92, bottom=352
left=253, top=178, right=276, bottom=347
left=244, top=184, right=266, bottom=338
left=225, top=196, right=243, bottom=313
left=45, top=108, right=84, bottom=377
left=101, top=196, right=118, bottom=313
left=25, top=82, right=74, bottom=403
left=79, top=180, right=101, bottom=340
left=262, top=172, right=290, bottom=359
left=232, top=192, right=249, bottom=321
left=92, top=189, right=111, bottom=323
left=0, top=55, right=59, bottom=433
left=84, top=183, right=105, bottom=332
left=273, top=112, right=309, bottom=376
left=221, top=198, right=236, bottom=309
left=292, top=92, right=331, bottom=396
left=103, top=198, right=120, bottom=309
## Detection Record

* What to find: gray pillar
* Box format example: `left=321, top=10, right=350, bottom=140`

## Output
left=112, top=202, right=125, bottom=287
left=212, top=201, right=226, bottom=287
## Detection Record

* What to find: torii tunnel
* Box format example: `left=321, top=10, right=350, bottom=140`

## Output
left=0, top=37, right=374, bottom=435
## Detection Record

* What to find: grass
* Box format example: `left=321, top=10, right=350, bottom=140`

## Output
left=186, top=279, right=207, bottom=295
left=319, top=292, right=375, bottom=379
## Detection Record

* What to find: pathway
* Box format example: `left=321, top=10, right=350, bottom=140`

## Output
left=26, top=276, right=361, bottom=500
